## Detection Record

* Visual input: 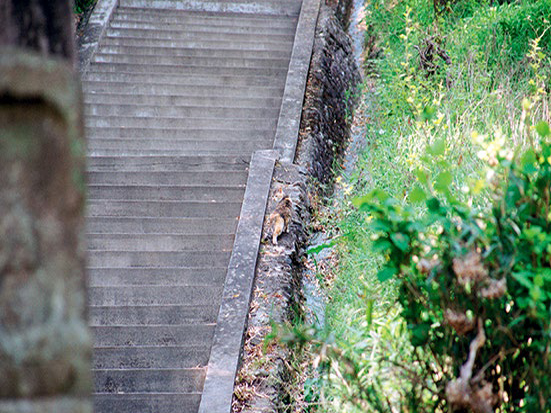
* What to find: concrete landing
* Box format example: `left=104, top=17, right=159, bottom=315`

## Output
left=82, top=1, right=301, bottom=412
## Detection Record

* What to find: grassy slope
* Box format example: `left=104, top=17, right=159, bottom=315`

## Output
left=317, top=0, right=551, bottom=411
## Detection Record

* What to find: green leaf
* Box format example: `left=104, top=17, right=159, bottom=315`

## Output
left=521, top=148, right=537, bottom=174
left=365, top=298, right=374, bottom=327
left=306, top=241, right=334, bottom=256
left=372, top=238, right=393, bottom=252
left=427, top=197, right=441, bottom=213
left=352, top=189, right=389, bottom=208
left=405, top=221, right=425, bottom=233
left=428, top=139, right=446, bottom=156
left=409, top=323, right=431, bottom=346
left=415, top=169, right=429, bottom=185
left=372, top=189, right=390, bottom=202
left=435, top=171, right=453, bottom=193
left=377, top=265, right=397, bottom=282
left=530, top=285, right=542, bottom=302
left=536, top=121, right=550, bottom=137
left=390, top=232, right=410, bottom=251
left=352, top=194, right=371, bottom=209
left=512, top=271, right=533, bottom=289
left=409, top=185, right=427, bottom=203
left=371, top=219, right=392, bottom=232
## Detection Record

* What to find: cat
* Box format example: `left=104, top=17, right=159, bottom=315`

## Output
left=267, top=193, right=292, bottom=245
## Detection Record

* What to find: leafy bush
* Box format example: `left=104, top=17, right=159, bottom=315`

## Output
left=354, top=123, right=551, bottom=412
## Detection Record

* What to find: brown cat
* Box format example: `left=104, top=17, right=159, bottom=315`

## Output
left=267, top=195, right=292, bottom=245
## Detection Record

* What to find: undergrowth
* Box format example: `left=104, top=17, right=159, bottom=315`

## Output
left=74, top=0, right=97, bottom=16
left=281, top=0, right=551, bottom=412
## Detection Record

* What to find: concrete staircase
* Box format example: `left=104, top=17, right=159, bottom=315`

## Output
left=83, top=1, right=300, bottom=411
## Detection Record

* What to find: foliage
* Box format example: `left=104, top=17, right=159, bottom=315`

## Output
left=304, top=0, right=551, bottom=411
left=354, top=124, right=551, bottom=412
left=73, top=0, right=97, bottom=14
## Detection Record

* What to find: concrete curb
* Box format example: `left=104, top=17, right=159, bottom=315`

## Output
left=198, top=150, right=277, bottom=413
left=273, top=0, right=320, bottom=163
left=78, top=0, right=119, bottom=74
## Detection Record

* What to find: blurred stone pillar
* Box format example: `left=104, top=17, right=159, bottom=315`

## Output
left=0, top=1, right=92, bottom=412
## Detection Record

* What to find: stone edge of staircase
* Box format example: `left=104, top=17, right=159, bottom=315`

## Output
left=272, top=0, right=320, bottom=163
left=197, top=149, right=276, bottom=413
left=199, top=0, right=320, bottom=411
left=78, top=0, right=119, bottom=74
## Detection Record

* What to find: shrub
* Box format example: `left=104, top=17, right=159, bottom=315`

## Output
left=354, top=123, right=551, bottom=412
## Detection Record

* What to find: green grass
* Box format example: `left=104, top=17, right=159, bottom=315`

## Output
left=312, top=0, right=551, bottom=411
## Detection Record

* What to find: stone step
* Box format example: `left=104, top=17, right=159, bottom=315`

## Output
left=84, top=93, right=281, bottom=108
left=94, top=346, right=210, bottom=369
left=87, top=138, right=271, bottom=154
left=86, top=155, right=250, bottom=172
left=88, top=147, right=271, bottom=156
left=84, top=103, right=280, bottom=118
left=94, top=393, right=202, bottom=413
left=85, top=115, right=278, bottom=129
left=94, top=368, right=205, bottom=393
left=106, top=28, right=295, bottom=42
left=87, top=200, right=242, bottom=218
left=88, top=184, right=245, bottom=202
left=83, top=71, right=285, bottom=87
left=89, top=285, right=223, bottom=306
left=115, top=7, right=297, bottom=26
left=87, top=267, right=227, bottom=287
left=95, top=44, right=291, bottom=59
left=91, top=325, right=215, bottom=347
left=118, top=0, right=301, bottom=15
left=87, top=61, right=288, bottom=77
left=83, top=0, right=301, bottom=407
left=87, top=250, right=231, bottom=268
left=89, top=304, right=219, bottom=324
left=100, top=35, right=292, bottom=51
left=109, top=19, right=295, bottom=35
left=83, top=80, right=283, bottom=97
left=88, top=233, right=235, bottom=251
left=86, top=217, right=239, bottom=234
left=86, top=171, right=248, bottom=186
left=92, top=52, right=289, bottom=69
left=86, top=126, right=273, bottom=141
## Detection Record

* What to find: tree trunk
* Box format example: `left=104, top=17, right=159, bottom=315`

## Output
left=0, top=0, right=75, bottom=64
left=0, top=1, right=92, bottom=412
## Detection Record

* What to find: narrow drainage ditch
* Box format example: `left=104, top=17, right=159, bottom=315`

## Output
left=302, top=0, right=368, bottom=342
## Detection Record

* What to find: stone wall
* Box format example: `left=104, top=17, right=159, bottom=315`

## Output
left=296, top=0, right=361, bottom=187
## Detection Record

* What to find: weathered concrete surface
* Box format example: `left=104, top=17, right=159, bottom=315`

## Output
left=232, top=1, right=360, bottom=411
left=199, top=150, right=277, bottom=413
left=0, top=48, right=92, bottom=410
left=233, top=163, right=310, bottom=413
left=80, top=0, right=300, bottom=411
left=78, top=0, right=119, bottom=74
left=273, top=0, right=320, bottom=163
